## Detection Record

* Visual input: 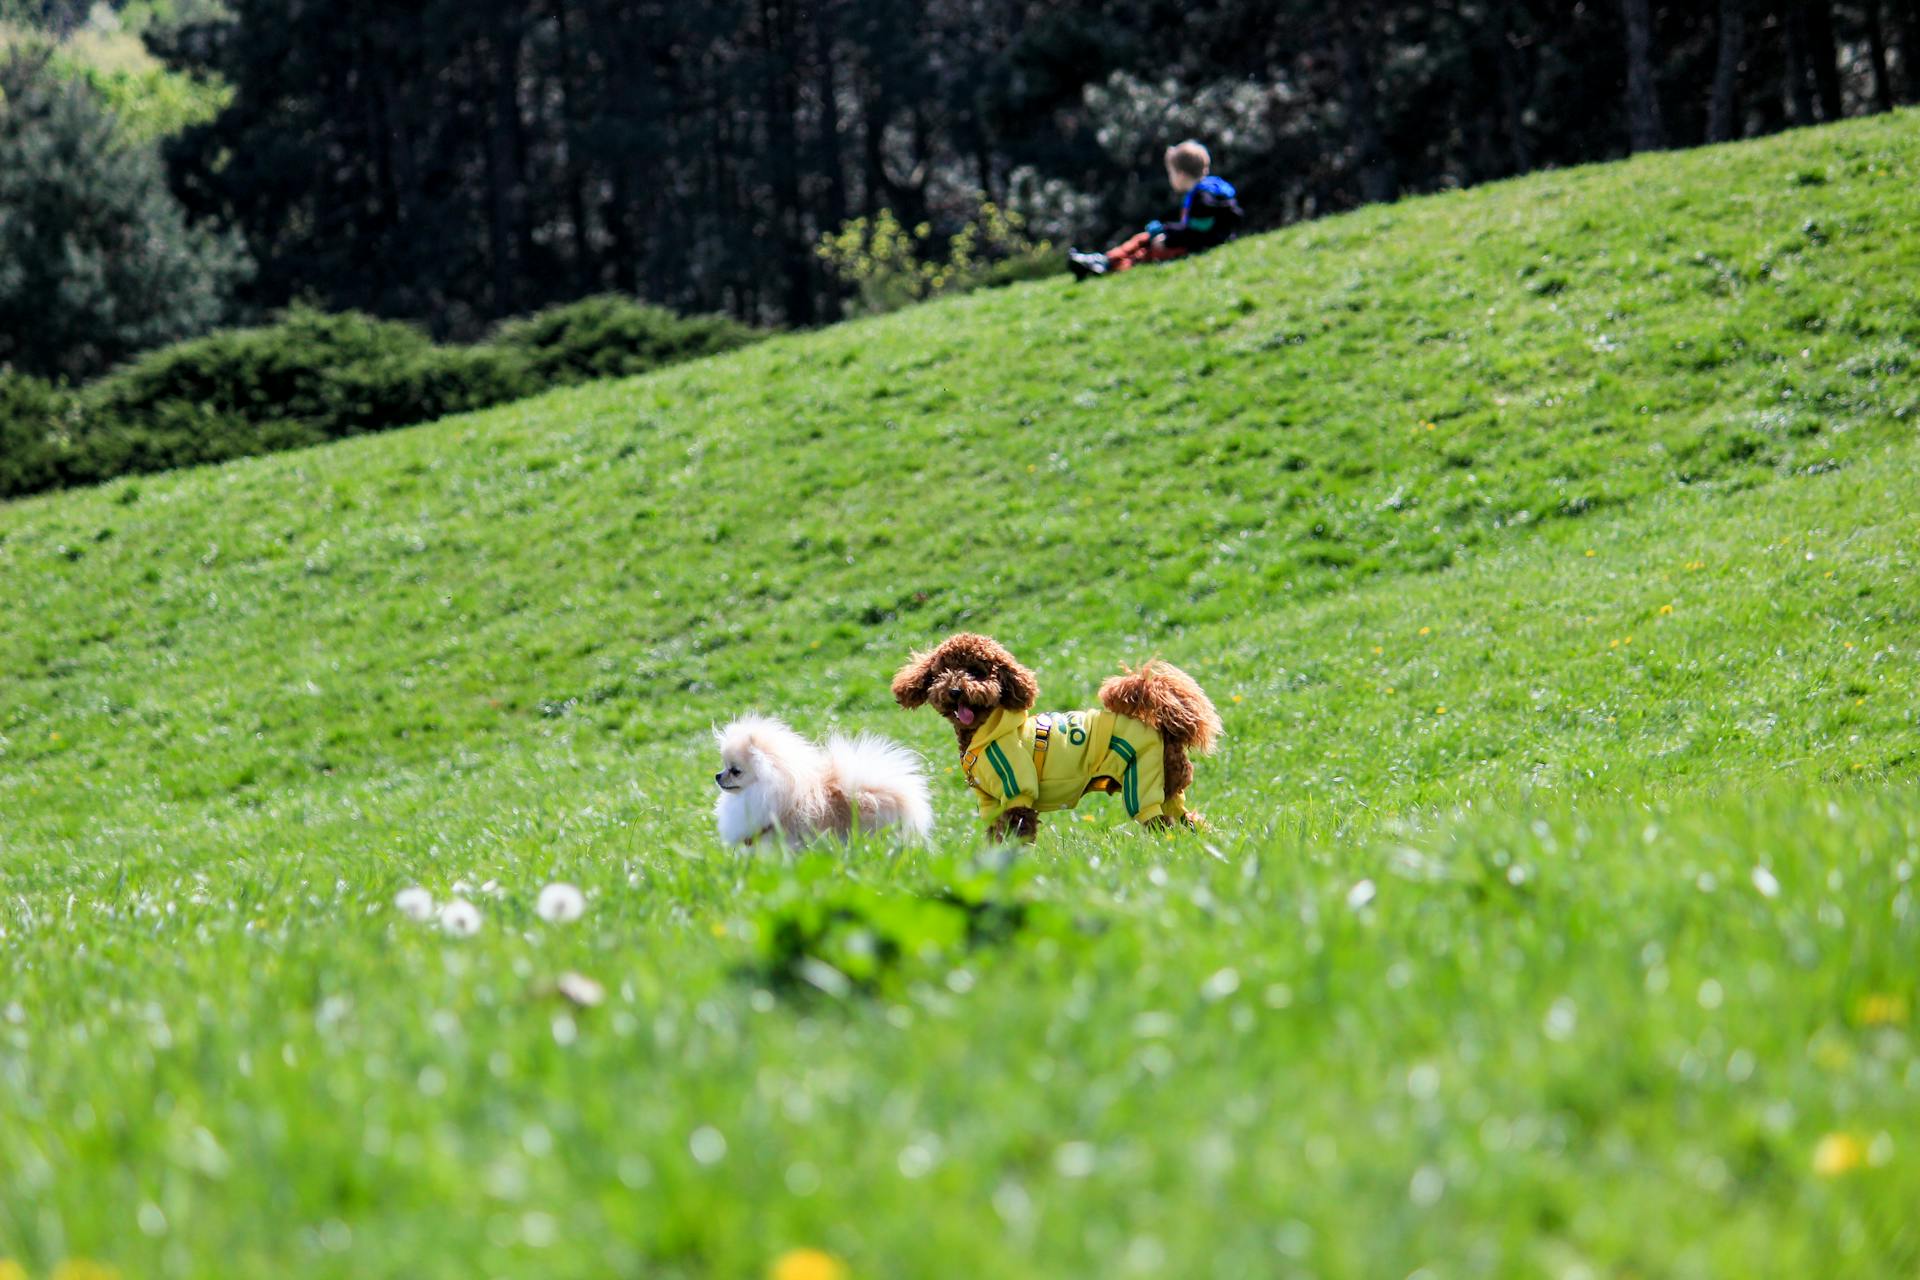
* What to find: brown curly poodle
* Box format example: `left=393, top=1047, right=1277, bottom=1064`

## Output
left=891, top=632, right=1221, bottom=841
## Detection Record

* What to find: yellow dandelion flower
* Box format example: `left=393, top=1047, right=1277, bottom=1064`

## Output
left=1658, top=604, right=1673, bottom=615
left=0, top=1260, right=27, bottom=1280
left=1844, top=641, right=1855, bottom=650
left=1434, top=705, right=1446, bottom=715
left=1854, top=994, right=1908, bottom=1026
left=1385, top=687, right=1395, bottom=695
left=1584, top=549, right=1596, bottom=558
left=1609, top=639, right=1620, bottom=649
left=1623, top=636, right=1633, bottom=645
left=52, top=1263, right=121, bottom=1280
left=772, top=1248, right=848, bottom=1280
left=1813, top=1132, right=1866, bottom=1178
left=1230, top=694, right=1243, bottom=703
left=1371, top=645, right=1383, bottom=655
left=1855, top=697, right=1866, bottom=706
left=710, top=922, right=727, bottom=939
left=1026, top=464, right=1036, bottom=473
left=1418, top=626, right=1431, bottom=636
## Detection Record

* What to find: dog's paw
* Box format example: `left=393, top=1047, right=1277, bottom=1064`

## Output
left=990, top=807, right=1040, bottom=844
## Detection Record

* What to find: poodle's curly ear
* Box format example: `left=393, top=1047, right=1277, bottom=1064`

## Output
left=891, top=647, right=940, bottom=709
left=996, top=653, right=1039, bottom=710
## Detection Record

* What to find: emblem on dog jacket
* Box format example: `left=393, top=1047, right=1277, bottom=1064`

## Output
left=959, top=707, right=1176, bottom=824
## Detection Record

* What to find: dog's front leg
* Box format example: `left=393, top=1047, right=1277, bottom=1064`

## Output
left=990, top=806, right=1039, bottom=844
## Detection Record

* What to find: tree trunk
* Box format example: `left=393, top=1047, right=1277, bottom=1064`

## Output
left=1901, top=0, right=1920, bottom=102
left=813, top=1, right=848, bottom=234
left=1337, top=16, right=1397, bottom=202
left=812, top=0, right=846, bottom=322
left=1804, top=1, right=1844, bottom=120
left=481, top=33, right=521, bottom=317
left=1797, top=1, right=1843, bottom=119
left=1497, top=22, right=1534, bottom=174
left=552, top=0, right=597, bottom=292
left=860, top=73, right=888, bottom=219
left=1623, top=0, right=1666, bottom=151
left=759, top=0, right=815, bottom=325
left=1863, top=1, right=1896, bottom=112
left=1782, top=8, right=1817, bottom=126
left=1708, top=0, right=1746, bottom=141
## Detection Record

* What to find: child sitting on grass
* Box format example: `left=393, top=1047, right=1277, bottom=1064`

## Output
left=1069, top=140, right=1244, bottom=279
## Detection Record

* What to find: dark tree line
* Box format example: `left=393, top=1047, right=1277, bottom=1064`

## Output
left=149, top=0, right=1920, bottom=336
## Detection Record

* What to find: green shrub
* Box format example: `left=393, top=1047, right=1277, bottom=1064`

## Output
left=326, top=344, right=535, bottom=432
left=485, top=294, right=759, bottom=387
left=816, top=201, right=1056, bottom=316
left=56, top=308, right=536, bottom=486
left=1, top=296, right=761, bottom=500
left=90, top=307, right=436, bottom=425
left=0, top=369, right=78, bottom=497
left=59, top=399, right=313, bottom=491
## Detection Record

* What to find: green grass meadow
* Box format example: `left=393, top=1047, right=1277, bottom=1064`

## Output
left=2, top=111, right=1918, bottom=1277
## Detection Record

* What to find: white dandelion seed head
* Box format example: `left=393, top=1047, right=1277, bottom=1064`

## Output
left=689, top=1126, right=727, bottom=1165
left=557, top=971, right=605, bottom=1007
left=394, top=887, right=435, bottom=921
left=1345, top=879, right=1377, bottom=910
left=1751, top=866, right=1781, bottom=899
left=439, top=898, right=482, bottom=937
left=537, top=883, right=586, bottom=924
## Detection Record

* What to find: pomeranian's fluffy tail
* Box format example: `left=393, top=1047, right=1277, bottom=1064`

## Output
left=1098, top=659, right=1222, bottom=797
left=826, top=733, right=934, bottom=841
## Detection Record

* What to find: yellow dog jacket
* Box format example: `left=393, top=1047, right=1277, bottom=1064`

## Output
left=959, top=707, right=1180, bottom=825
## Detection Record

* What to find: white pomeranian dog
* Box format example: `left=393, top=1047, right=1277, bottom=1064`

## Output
left=712, top=715, right=933, bottom=848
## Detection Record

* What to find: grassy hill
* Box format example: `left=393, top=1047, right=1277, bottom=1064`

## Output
left=1, top=111, right=1917, bottom=1278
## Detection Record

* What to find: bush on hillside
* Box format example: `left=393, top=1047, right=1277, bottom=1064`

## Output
left=87, top=307, right=533, bottom=435
left=0, top=369, right=77, bottom=496
left=52, top=308, right=535, bottom=485
left=485, top=294, right=759, bottom=387
left=0, top=297, right=767, bottom=499
left=816, top=200, right=1059, bottom=316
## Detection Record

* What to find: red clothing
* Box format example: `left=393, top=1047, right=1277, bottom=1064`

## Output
left=1104, top=232, right=1187, bottom=271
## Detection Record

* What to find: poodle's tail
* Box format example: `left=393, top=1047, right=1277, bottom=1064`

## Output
left=1098, top=660, right=1222, bottom=798
left=825, top=733, right=934, bottom=841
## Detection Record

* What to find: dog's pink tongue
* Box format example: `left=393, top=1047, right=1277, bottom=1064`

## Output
left=955, top=706, right=976, bottom=726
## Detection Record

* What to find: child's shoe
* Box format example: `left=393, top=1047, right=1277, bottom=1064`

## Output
left=1067, top=248, right=1109, bottom=279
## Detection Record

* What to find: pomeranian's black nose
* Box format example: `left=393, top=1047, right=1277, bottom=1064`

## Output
left=714, top=771, right=726, bottom=787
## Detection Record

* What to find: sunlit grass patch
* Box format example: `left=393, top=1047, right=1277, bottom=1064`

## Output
left=0, top=111, right=1917, bottom=1277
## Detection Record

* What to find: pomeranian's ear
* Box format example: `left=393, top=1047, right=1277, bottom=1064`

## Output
left=996, top=653, right=1039, bottom=710
left=891, top=647, right=940, bottom=709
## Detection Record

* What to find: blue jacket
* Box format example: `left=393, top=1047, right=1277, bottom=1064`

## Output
left=1155, top=176, right=1244, bottom=251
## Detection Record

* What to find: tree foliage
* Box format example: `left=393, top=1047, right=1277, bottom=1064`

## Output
left=0, top=54, right=247, bottom=380
left=145, top=1, right=1917, bottom=337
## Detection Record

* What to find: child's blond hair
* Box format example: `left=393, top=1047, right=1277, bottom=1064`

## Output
left=1164, top=140, right=1211, bottom=180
